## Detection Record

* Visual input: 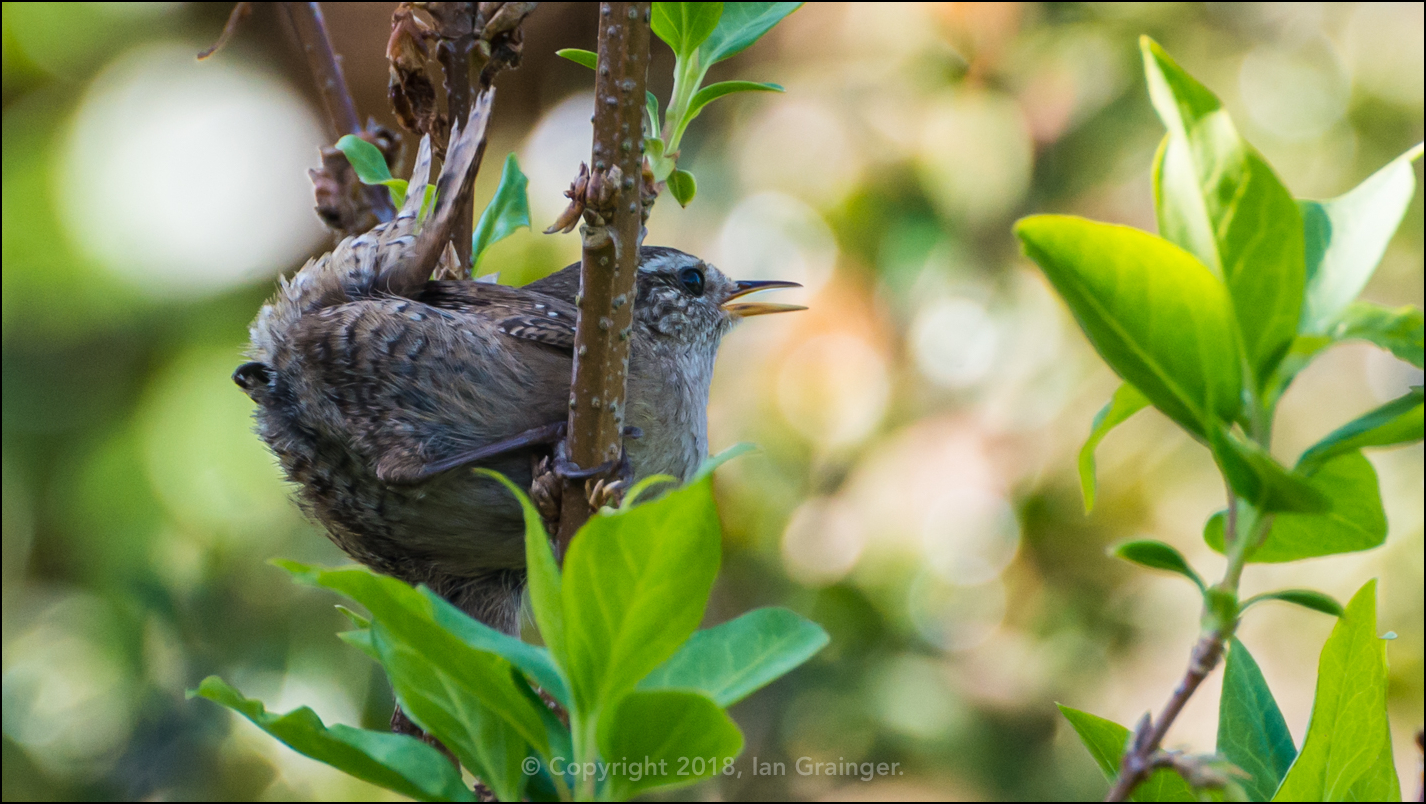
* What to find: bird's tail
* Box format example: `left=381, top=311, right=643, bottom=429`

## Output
left=250, top=91, right=494, bottom=362
left=378, top=89, right=493, bottom=296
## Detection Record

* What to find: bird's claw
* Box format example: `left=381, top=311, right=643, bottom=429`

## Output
left=586, top=446, right=635, bottom=511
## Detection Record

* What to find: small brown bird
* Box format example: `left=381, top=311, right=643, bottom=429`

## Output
left=236, top=94, right=802, bottom=635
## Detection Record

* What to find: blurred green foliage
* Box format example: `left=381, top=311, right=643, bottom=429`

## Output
left=3, top=2, right=1420, bottom=801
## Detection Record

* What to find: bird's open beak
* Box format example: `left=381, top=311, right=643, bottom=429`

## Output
left=722, top=279, right=807, bottom=317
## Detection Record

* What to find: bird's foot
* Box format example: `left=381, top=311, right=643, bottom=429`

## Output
left=550, top=430, right=639, bottom=511
left=585, top=445, right=635, bottom=511
left=531, top=454, right=562, bottom=535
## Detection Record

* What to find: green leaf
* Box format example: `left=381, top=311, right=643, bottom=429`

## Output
left=190, top=676, right=474, bottom=802
left=561, top=476, right=721, bottom=724
left=668, top=168, right=697, bottom=207
left=1205, top=450, right=1386, bottom=562
left=1079, top=383, right=1150, bottom=512
left=335, top=604, right=371, bottom=628
left=1299, top=143, right=1424, bottom=333
left=1143, top=37, right=1305, bottom=391
left=1272, top=580, right=1401, bottom=801
left=1056, top=705, right=1197, bottom=801
left=1297, top=387, right=1423, bottom=473
left=418, top=587, right=571, bottom=710
left=684, top=79, right=782, bottom=124
left=651, top=1, right=723, bottom=59
left=273, top=561, right=550, bottom=755
left=638, top=607, right=828, bottom=706
left=335, top=134, right=407, bottom=206
left=693, top=441, right=758, bottom=481
left=1109, top=540, right=1205, bottom=591
left=1242, top=589, right=1344, bottom=618
left=1330, top=302, right=1424, bottom=369
left=1209, top=427, right=1329, bottom=514
left=472, top=153, right=530, bottom=270
left=335, top=134, right=393, bottom=183
left=1218, top=639, right=1297, bottom=802
left=337, top=628, right=380, bottom=661
left=1266, top=304, right=1421, bottom=408
left=645, top=136, right=675, bottom=182
left=555, top=48, right=597, bottom=70
left=474, top=471, right=568, bottom=676
left=645, top=90, right=661, bottom=139
left=371, top=623, right=529, bottom=802
left=1014, top=215, right=1243, bottom=439
left=599, top=690, right=744, bottom=800
left=699, top=2, right=802, bottom=65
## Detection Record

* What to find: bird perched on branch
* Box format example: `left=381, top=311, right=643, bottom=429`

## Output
left=236, top=93, right=803, bottom=636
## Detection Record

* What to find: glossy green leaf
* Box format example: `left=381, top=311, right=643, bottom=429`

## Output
left=337, top=628, right=379, bottom=661
left=476, top=471, right=567, bottom=674
left=1330, top=302, right=1424, bottom=368
left=1266, top=304, right=1421, bottom=408
left=1056, top=705, right=1197, bottom=801
left=1015, top=216, right=1242, bottom=439
left=335, top=134, right=393, bottom=182
left=1273, top=580, right=1401, bottom=801
left=645, top=90, right=660, bottom=138
left=684, top=79, right=782, bottom=125
left=599, top=690, right=744, bottom=800
left=190, top=677, right=474, bottom=802
left=1209, top=428, right=1328, bottom=514
left=668, top=168, right=697, bottom=207
left=1144, top=38, right=1304, bottom=391
left=335, top=604, right=371, bottom=628
left=638, top=607, right=827, bottom=706
left=1299, top=143, right=1424, bottom=333
left=645, top=136, right=675, bottom=182
left=335, top=134, right=406, bottom=206
left=699, top=2, right=801, bottom=65
left=273, top=561, right=550, bottom=755
left=561, top=476, right=721, bottom=723
left=1218, top=639, right=1296, bottom=802
left=372, top=623, right=528, bottom=802
left=1109, top=540, right=1205, bottom=591
left=1205, top=450, right=1385, bottom=562
left=1242, top=589, right=1344, bottom=618
left=1079, top=383, right=1150, bottom=512
left=1297, top=387, right=1423, bottom=473
left=651, top=2, right=723, bottom=59
left=555, top=48, right=597, bottom=70
left=472, top=153, right=530, bottom=270
left=418, top=587, right=570, bottom=710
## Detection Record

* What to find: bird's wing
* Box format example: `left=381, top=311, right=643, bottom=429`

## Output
left=277, top=292, right=572, bottom=488
left=418, top=280, right=577, bottom=352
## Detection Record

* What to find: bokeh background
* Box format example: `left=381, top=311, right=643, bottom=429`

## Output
left=3, top=2, right=1422, bottom=800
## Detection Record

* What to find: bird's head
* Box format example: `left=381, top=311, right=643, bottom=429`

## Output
left=633, top=246, right=804, bottom=349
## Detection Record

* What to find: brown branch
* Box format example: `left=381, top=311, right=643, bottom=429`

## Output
left=1106, top=633, right=1228, bottom=801
left=1108, top=485, right=1244, bottom=801
left=280, top=2, right=396, bottom=224
left=555, top=2, right=652, bottom=551
left=197, top=2, right=252, bottom=60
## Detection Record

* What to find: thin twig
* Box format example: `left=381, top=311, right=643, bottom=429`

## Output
left=1105, top=634, right=1227, bottom=800
left=196, top=2, right=252, bottom=60
left=555, top=2, right=652, bottom=551
left=281, top=2, right=395, bottom=223
left=1107, top=486, right=1246, bottom=802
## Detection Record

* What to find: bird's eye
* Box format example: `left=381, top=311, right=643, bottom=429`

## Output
left=678, top=267, right=705, bottom=296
